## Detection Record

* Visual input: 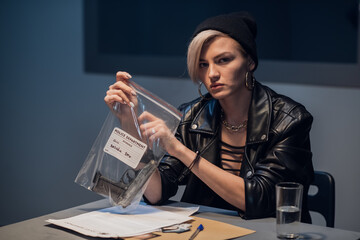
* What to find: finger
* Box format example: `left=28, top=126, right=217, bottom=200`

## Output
left=116, top=71, right=132, bottom=82
left=105, top=95, right=125, bottom=106
left=138, top=111, right=159, bottom=123
left=139, top=121, right=159, bottom=133
left=106, top=89, right=128, bottom=102
left=142, top=125, right=169, bottom=144
left=107, top=89, right=132, bottom=105
left=104, top=95, right=116, bottom=105
left=109, top=81, right=136, bottom=96
left=140, top=123, right=167, bottom=142
left=104, top=94, right=121, bottom=104
left=106, top=89, right=127, bottom=103
left=147, top=127, right=161, bottom=145
left=110, top=81, right=137, bottom=97
left=108, top=89, right=137, bottom=108
left=106, top=89, right=125, bottom=96
left=151, top=128, right=156, bottom=135
left=141, top=125, right=157, bottom=139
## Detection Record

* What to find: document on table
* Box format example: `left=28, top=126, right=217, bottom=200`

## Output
left=46, top=204, right=199, bottom=238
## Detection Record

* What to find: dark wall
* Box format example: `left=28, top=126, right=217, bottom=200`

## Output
left=0, top=0, right=104, bottom=225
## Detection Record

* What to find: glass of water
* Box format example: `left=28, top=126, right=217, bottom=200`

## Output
left=276, top=182, right=303, bottom=239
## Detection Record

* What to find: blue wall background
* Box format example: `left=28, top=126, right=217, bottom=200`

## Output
left=1, top=0, right=360, bottom=232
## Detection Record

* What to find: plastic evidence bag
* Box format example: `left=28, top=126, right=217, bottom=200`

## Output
left=75, top=80, right=182, bottom=210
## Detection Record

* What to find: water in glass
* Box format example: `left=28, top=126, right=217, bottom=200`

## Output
left=276, top=205, right=300, bottom=239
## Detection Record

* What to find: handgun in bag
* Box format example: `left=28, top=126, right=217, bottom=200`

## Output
left=91, top=159, right=157, bottom=208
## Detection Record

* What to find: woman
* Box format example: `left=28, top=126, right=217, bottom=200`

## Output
left=104, top=12, right=314, bottom=222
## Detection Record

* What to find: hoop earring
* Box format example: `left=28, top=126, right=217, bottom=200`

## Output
left=198, top=82, right=212, bottom=100
left=245, top=72, right=255, bottom=90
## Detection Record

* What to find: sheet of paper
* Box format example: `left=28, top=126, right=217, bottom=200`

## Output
left=46, top=204, right=199, bottom=238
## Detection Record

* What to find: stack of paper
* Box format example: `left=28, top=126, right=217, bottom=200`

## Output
left=46, top=204, right=199, bottom=238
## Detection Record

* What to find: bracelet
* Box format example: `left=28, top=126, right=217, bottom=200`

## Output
left=188, top=151, right=201, bottom=170
left=177, top=151, right=201, bottom=182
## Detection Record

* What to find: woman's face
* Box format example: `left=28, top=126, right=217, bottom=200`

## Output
left=198, top=36, right=250, bottom=100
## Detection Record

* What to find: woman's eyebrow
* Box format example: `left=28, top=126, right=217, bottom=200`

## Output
left=200, top=52, right=234, bottom=62
left=214, top=52, right=233, bottom=59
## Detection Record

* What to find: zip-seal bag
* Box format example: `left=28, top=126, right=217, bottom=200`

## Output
left=75, top=80, right=182, bottom=210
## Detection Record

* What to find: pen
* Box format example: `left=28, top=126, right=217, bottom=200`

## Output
left=188, top=224, right=204, bottom=240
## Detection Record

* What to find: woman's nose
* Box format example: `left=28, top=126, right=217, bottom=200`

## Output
left=208, top=64, right=220, bottom=80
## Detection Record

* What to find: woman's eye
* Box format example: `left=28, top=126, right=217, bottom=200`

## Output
left=199, top=62, right=208, bottom=68
left=218, top=57, right=231, bottom=63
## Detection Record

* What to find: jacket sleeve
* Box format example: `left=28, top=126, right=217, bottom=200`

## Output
left=243, top=106, right=314, bottom=219
left=143, top=154, right=185, bottom=205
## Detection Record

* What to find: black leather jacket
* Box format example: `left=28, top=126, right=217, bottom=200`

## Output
left=156, top=81, right=314, bottom=223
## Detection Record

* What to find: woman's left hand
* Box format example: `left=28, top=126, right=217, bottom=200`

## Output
left=138, top=111, right=182, bottom=156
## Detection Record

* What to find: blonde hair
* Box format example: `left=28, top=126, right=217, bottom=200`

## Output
left=187, top=30, right=248, bottom=83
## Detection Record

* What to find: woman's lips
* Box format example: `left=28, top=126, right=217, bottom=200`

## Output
left=210, top=83, right=224, bottom=90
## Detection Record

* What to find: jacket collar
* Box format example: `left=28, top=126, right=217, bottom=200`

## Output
left=190, top=81, right=271, bottom=144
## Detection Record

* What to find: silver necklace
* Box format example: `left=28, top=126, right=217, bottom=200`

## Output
left=221, top=110, right=247, bottom=133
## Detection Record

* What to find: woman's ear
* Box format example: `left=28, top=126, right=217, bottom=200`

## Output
left=247, top=58, right=255, bottom=72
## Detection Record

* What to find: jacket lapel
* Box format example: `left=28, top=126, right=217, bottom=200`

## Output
left=189, top=99, right=221, bottom=135
left=246, top=81, right=271, bottom=145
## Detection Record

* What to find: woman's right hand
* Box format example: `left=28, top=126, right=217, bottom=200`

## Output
left=104, top=71, right=137, bottom=110
left=104, top=71, right=142, bottom=139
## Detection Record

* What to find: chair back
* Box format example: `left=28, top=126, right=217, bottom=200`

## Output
left=308, top=171, right=335, bottom=227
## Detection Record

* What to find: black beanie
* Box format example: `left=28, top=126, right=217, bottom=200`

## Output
left=192, top=12, right=258, bottom=71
